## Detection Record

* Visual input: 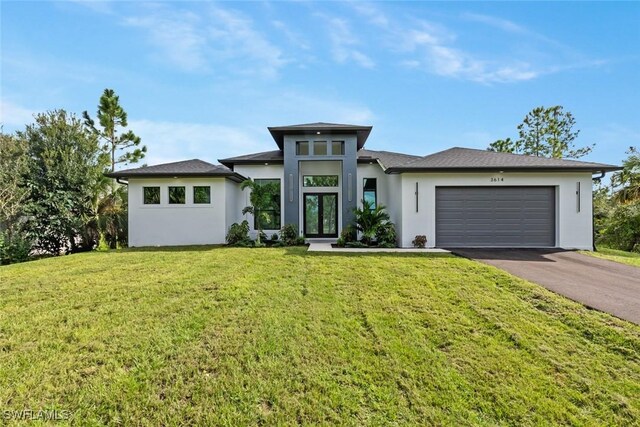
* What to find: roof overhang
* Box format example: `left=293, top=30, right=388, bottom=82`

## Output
left=385, top=166, right=621, bottom=174
left=104, top=171, right=247, bottom=183
left=268, top=124, right=372, bottom=150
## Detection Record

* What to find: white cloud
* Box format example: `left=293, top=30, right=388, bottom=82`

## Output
left=124, top=7, right=208, bottom=72
left=0, top=100, right=38, bottom=128
left=129, top=119, right=267, bottom=166
left=326, top=17, right=375, bottom=69
left=122, top=3, right=286, bottom=77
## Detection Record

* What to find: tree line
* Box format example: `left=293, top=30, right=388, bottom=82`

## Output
left=0, top=89, right=145, bottom=264
left=488, top=105, right=640, bottom=252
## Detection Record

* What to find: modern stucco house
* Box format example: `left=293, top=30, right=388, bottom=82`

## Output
left=107, top=123, right=618, bottom=249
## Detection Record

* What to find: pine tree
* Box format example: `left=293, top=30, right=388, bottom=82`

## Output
left=83, top=89, right=146, bottom=172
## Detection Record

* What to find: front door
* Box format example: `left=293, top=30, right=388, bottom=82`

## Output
left=304, top=193, right=338, bottom=237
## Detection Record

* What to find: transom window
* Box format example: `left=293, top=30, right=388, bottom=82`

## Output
left=331, top=141, right=345, bottom=155
left=168, top=186, right=186, bottom=204
left=296, top=141, right=309, bottom=155
left=363, top=178, right=377, bottom=209
left=193, top=186, right=211, bottom=204
left=303, top=175, right=339, bottom=187
left=313, top=141, right=327, bottom=155
left=143, top=187, right=160, bottom=204
left=254, top=179, right=281, bottom=230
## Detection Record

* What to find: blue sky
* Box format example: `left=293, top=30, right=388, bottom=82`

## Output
left=2, top=1, right=639, bottom=168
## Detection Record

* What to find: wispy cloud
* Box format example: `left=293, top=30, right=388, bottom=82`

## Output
left=129, top=119, right=267, bottom=166
left=0, top=100, right=38, bottom=128
left=122, top=3, right=286, bottom=77
left=325, top=17, right=375, bottom=69
left=350, top=2, right=601, bottom=84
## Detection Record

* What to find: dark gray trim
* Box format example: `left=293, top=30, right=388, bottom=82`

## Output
left=105, top=171, right=247, bottom=183
left=268, top=123, right=372, bottom=150
left=386, top=166, right=620, bottom=174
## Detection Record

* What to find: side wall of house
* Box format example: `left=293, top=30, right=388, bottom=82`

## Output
left=356, top=163, right=402, bottom=244
left=399, top=172, right=593, bottom=249
left=128, top=177, right=228, bottom=247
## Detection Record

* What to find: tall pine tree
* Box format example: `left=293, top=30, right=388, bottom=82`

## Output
left=83, top=89, right=146, bottom=172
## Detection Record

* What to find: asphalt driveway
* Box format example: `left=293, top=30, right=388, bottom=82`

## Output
left=451, top=248, right=640, bottom=325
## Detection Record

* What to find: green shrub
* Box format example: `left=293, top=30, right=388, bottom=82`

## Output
left=412, top=235, right=427, bottom=249
left=226, top=220, right=251, bottom=246
left=375, top=222, right=396, bottom=247
left=280, top=224, right=299, bottom=246
left=354, top=200, right=391, bottom=245
left=0, top=229, right=32, bottom=265
left=599, top=201, right=640, bottom=252
left=336, top=225, right=357, bottom=247
left=271, top=233, right=279, bottom=241
left=294, top=236, right=306, bottom=246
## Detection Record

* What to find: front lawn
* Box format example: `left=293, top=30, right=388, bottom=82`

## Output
left=0, top=247, right=638, bottom=425
left=582, top=246, right=640, bottom=267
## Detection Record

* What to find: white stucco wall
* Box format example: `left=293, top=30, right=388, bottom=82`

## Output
left=356, top=163, right=402, bottom=244
left=128, top=177, right=229, bottom=247
left=398, top=172, right=593, bottom=249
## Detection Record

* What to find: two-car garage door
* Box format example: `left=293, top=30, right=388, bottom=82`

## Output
left=435, top=186, right=556, bottom=247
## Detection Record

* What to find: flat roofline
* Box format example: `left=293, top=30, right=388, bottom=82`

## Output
left=268, top=124, right=372, bottom=150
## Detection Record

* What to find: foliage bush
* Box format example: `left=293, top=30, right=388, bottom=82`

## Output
left=226, top=220, right=251, bottom=246
left=599, top=200, right=640, bottom=252
left=0, top=229, right=32, bottom=265
left=280, top=224, right=299, bottom=246
left=375, top=222, right=397, bottom=247
left=412, top=235, right=427, bottom=249
left=345, top=241, right=369, bottom=248
left=336, top=225, right=357, bottom=247
left=354, top=200, right=392, bottom=246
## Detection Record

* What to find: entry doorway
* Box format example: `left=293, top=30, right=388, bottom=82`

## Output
left=303, top=193, right=338, bottom=237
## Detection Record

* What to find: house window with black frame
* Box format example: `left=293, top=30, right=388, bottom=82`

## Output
left=313, top=141, right=327, bottom=155
left=254, top=179, right=281, bottom=230
left=193, top=186, right=211, bottom=204
left=363, top=178, right=377, bottom=209
left=143, top=187, right=160, bottom=205
left=296, top=141, right=309, bottom=155
left=168, top=186, right=186, bottom=204
left=331, top=141, right=345, bottom=155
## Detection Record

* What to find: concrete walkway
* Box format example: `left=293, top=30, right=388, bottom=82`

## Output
left=307, top=242, right=449, bottom=253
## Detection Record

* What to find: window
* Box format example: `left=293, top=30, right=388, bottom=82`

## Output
left=296, top=141, right=309, bottom=155
left=363, top=178, right=377, bottom=209
left=254, top=179, right=281, bottom=230
left=313, top=141, right=327, bottom=155
left=193, top=186, right=211, bottom=204
left=168, top=186, right=186, bottom=204
left=303, top=175, right=339, bottom=187
left=331, top=141, right=345, bottom=155
left=143, top=187, right=160, bottom=204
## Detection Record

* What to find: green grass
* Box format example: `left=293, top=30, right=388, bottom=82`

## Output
left=581, top=246, right=640, bottom=268
left=1, top=247, right=639, bottom=426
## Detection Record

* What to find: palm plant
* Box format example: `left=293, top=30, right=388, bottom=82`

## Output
left=241, top=179, right=278, bottom=245
left=354, top=199, right=391, bottom=245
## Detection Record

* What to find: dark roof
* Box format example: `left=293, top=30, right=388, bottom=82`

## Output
left=357, top=149, right=423, bottom=169
left=386, top=147, right=620, bottom=173
left=219, top=150, right=283, bottom=168
left=218, top=148, right=421, bottom=169
left=267, top=122, right=372, bottom=150
left=105, top=159, right=247, bottom=182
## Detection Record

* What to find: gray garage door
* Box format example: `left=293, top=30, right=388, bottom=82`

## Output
left=436, top=186, right=555, bottom=247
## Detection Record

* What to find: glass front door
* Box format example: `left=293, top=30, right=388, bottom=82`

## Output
left=304, top=193, right=338, bottom=237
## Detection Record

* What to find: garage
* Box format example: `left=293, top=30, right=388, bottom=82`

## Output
left=435, top=186, right=556, bottom=247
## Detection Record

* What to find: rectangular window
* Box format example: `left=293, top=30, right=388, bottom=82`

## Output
left=331, top=141, right=345, bottom=155
left=303, top=175, right=339, bottom=187
left=143, top=187, right=160, bottom=205
left=168, top=186, right=186, bottom=204
left=193, top=186, right=211, bottom=204
left=313, top=141, right=327, bottom=155
left=296, top=141, right=309, bottom=155
left=363, top=178, right=377, bottom=209
left=254, top=179, right=281, bottom=230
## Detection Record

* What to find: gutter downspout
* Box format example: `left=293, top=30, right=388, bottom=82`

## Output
left=116, top=178, right=128, bottom=186
left=592, top=171, right=606, bottom=251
